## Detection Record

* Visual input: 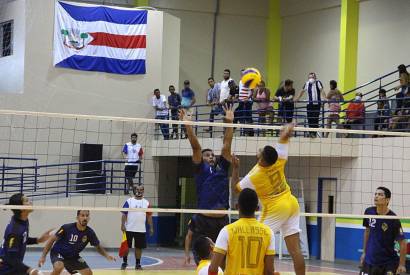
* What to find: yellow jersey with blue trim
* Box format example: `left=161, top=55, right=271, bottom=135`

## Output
left=213, top=218, right=275, bottom=275
left=237, top=142, right=290, bottom=205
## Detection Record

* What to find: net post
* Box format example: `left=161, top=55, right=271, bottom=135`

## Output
left=65, top=167, right=70, bottom=198
left=34, top=160, right=38, bottom=192
left=1, top=159, right=5, bottom=191
left=20, top=168, right=24, bottom=193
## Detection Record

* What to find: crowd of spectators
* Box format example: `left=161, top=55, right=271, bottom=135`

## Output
left=151, top=64, right=410, bottom=139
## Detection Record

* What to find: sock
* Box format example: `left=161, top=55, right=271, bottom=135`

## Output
left=123, top=256, right=128, bottom=263
left=136, top=258, right=141, bottom=265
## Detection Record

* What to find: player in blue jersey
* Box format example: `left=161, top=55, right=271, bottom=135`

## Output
left=360, top=187, right=407, bottom=275
left=179, top=105, right=234, bottom=264
left=0, top=193, right=51, bottom=275
left=38, top=210, right=115, bottom=275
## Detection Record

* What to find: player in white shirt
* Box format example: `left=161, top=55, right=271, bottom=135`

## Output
left=121, top=185, right=154, bottom=270
left=122, top=133, right=143, bottom=194
left=220, top=69, right=233, bottom=104
left=193, top=237, right=223, bottom=275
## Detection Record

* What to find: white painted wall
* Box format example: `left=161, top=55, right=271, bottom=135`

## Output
left=0, top=0, right=25, bottom=93
left=357, top=0, right=410, bottom=84
left=0, top=0, right=180, bottom=119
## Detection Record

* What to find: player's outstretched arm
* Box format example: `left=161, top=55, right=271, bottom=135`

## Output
left=96, top=245, right=115, bottom=261
left=208, top=252, right=225, bottom=275
left=221, top=105, right=234, bottom=162
left=279, top=123, right=294, bottom=144
left=179, top=109, right=202, bottom=164
left=264, top=255, right=275, bottom=275
left=38, top=234, right=58, bottom=267
left=231, top=153, right=240, bottom=194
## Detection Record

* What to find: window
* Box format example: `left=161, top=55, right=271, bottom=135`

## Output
left=0, top=20, right=13, bottom=57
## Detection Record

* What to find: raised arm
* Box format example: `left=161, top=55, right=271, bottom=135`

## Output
left=231, top=154, right=240, bottom=194
left=279, top=124, right=294, bottom=144
left=221, top=105, right=234, bottom=162
left=179, top=109, right=202, bottom=164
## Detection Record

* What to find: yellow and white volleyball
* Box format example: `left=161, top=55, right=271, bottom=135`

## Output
left=241, top=67, right=262, bottom=89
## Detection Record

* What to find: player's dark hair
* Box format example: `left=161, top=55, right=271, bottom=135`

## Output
left=169, top=85, right=175, bottom=90
left=201, top=148, right=213, bottom=154
left=131, top=133, right=138, bottom=138
left=224, top=69, right=231, bottom=74
left=379, top=89, right=387, bottom=96
left=7, top=193, right=24, bottom=217
left=208, top=77, right=214, bottom=81
left=238, top=188, right=258, bottom=217
left=377, top=186, right=391, bottom=199
left=193, top=236, right=212, bottom=260
left=77, top=210, right=90, bottom=216
left=153, top=88, right=160, bottom=93
left=261, top=145, right=278, bottom=166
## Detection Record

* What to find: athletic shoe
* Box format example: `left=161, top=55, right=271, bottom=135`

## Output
left=135, top=264, right=143, bottom=270
left=121, top=262, right=128, bottom=270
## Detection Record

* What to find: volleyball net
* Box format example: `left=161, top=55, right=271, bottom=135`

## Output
left=0, top=109, right=409, bottom=261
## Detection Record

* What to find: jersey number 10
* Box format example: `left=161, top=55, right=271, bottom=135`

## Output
left=69, top=234, right=78, bottom=242
left=238, top=236, right=263, bottom=268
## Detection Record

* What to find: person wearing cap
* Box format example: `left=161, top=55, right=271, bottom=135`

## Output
left=0, top=193, right=52, bottom=275
left=180, top=80, right=196, bottom=138
left=344, top=92, right=365, bottom=137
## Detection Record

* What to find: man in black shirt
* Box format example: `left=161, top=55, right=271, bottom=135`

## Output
left=276, top=79, right=296, bottom=123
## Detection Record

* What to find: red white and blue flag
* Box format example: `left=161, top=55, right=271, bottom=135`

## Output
left=53, top=1, right=147, bottom=75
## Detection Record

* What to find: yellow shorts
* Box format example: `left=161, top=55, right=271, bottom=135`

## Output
left=259, top=191, right=300, bottom=238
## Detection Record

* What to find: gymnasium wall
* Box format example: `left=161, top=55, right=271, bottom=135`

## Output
left=0, top=0, right=180, bottom=119
left=150, top=0, right=269, bottom=105
left=0, top=0, right=25, bottom=93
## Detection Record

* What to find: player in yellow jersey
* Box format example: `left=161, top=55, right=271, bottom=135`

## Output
left=193, top=237, right=223, bottom=275
left=209, top=188, right=276, bottom=275
left=231, top=124, right=305, bottom=275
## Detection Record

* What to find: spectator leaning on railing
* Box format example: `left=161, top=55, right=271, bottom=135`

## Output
left=205, top=77, right=222, bottom=133
left=374, top=89, right=391, bottom=132
left=168, top=85, right=182, bottom=139
left=295, top=72, right=327, bottom=138
left=390, top=84, right=410, bottom=130
left=275, top=79, right=295, bottom=124
left=344, top=92, right=365, bottom=137
left=253, top=80, right=273, bottom=136
left=324, top=80, right=344, bottom=138
left=152, top=88, right=170, bottom=140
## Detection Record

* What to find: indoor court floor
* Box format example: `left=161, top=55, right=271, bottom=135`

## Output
left=24, top=247, right=359, bottom=275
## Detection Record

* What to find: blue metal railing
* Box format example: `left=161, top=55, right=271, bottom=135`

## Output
left=0, top=157, right=143, bottom=203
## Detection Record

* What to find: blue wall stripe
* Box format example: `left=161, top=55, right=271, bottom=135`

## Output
left=59, top=2, right=147, bottom=24
left=56, top=55, right=146, bottom=75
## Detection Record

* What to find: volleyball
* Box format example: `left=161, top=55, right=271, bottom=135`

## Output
left=241, top=67, right=262, bottom=89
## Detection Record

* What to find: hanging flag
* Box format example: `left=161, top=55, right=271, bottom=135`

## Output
left=118, top=232, right=129, bottom=257
left=53, top=1, right=147, bottom=75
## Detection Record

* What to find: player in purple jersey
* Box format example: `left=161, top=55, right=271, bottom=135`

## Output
left=38, top=210, right=115, bottom=275
left=0, top=193, right=51, bottom=275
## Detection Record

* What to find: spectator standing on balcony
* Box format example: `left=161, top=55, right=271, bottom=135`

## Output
left=394, top=69, right=410, bottom=111
left=122, top=133, right=143, bottom=194
left=374, top=89, right=391, bottom=132
left=237, top=70, right=254, bottom=136
left=344, top=92, right=365, bottom=137
left=205, top=77, right=222, bottom=134
left=276, top=79, right=296, bottom=124
left=180, top=80, right=196, bottom=139
left=253, top=80, right=272, bottom=133
left=152, top=89, right=170, bottom=140
left=168, top=85, right=182, bottom=139
left=390, top=85, right=410, bottom=130
left=295, top=72, right=327, bottom=138
left=324, top=80, right=344, bottom=138
left=220, top=69, right=233, bottom=106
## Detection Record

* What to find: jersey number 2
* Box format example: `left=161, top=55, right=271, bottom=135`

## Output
left=238, top=236, right=262, bottom=268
